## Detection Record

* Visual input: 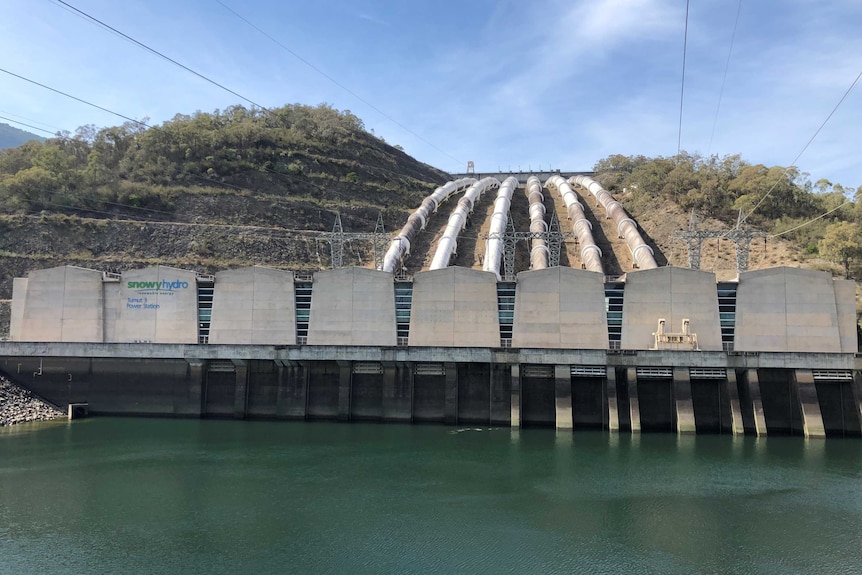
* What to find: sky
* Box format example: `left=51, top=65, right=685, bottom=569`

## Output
left=0, top=0, right=860, bottom=190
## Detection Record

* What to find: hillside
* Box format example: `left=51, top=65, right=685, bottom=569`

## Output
left=592, top=153, right=860, bottom=282
left=0, top=104, right=447, bottom=295
left=1, top=106, right=860, bottom=336
left=0, top=122, right=46, bottom=149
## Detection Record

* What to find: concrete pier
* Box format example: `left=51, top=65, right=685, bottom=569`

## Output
left=381, top=363, right=412, bottom=423
left=232, top=360, right=248, bottom=419
left=554, top=365, right=573, bottom=430
left=605, top=367, right=619, bottom=432
left=444, top=362, right=458, bottom=425
left=627, top=368, right=640, bottom=433
left=673, top=367, right=696, bottom=434
left=510, top=365, right=521, bottom=428
left=725, top=369, right=745, bottom=435
left=793, top=369, right=826, bottom=438
left=740, top=369, right=768, bottom=436
left=337, top=361, right=351, bottom=422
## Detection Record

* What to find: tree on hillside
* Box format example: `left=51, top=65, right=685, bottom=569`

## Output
left=819, top=221, right=862, bottom=279
left=729, top=165, right=816, bottom=223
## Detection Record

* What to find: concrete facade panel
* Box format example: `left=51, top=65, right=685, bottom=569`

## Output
left=621, top=267, right=722, bottom=351
left=410, top=268, right=499, bottom=348
left=512, top=268, right=607, bottom=349
left=9, top=278, right=28, bottom=341
left=735, top=267, right=844, bottom=353
left=834, top=279, right=857, bottom=352
left=112, top=266, right=198, bottom=344
left=307, top=268, right=396, bottom=346
left=16, top=266, right=104, bottom=343
left=209, top=266, right=295, bottom=346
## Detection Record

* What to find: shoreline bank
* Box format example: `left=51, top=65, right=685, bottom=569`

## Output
left=0, top=376, right=64, bottom=426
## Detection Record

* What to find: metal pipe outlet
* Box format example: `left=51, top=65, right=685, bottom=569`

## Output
left=381, top=177, right=476, bottom=272
left=569, top=175, right=657, bottom=270
left=545, top=175, right=603, bottom=273
left=429, top=177, right=500, bottom=270
left=524, top=176, right=549, bottom=270
left=482, top=176, right=519, bottom=279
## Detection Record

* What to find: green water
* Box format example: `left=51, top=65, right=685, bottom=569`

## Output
left=1, top=419, right=861, bottom=575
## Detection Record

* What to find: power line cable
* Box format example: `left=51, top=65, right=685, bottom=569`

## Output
left=0, top=67, right=147, bottom=127
left=0, top=115, right=57, bottom=136
left=51, top=0, right=454, bottom=180
left=742, top=68, right=862, bottom=224
left=0, top=72, right=438, bottom=227
left=50, top=0, right=269, bottom=111
left=213, top=0, right=463, bottom=167
left=707, top=0, right=743, bottom=156
left=0, top=110, right=64, bottom=133
left=769, top=200, right=852, bottom=238
left=677, top=0, right=690, bottom=156
left=0, top=68, right=264, bottom=194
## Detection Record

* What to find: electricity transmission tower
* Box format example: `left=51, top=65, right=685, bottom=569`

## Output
left=319, top=213, right=390, bottom=270
left=489, top=214, right=570, bottom=281
left=673, top=209, right=767, bottom=274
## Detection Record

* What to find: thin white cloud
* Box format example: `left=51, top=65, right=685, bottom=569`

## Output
left=357, top=13, right=388, bottom=27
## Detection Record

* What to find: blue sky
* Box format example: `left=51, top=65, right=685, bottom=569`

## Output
left=1, top=0, right=860, bottom=189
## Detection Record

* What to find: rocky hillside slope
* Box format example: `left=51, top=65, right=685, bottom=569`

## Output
left=0, top=105, right=448, bottom=309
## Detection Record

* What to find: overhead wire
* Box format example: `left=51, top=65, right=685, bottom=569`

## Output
left=0, top=68, right=273, bottom=196
left=677, top=0, right=690, bottom=156
left=47, top=0, right=462, bottom=169
left=0, top=115, right=57, bottom=136
left=769, top=200, right=853, bottom=239
left=0, top=67, right=146, bottom=128
left=742, top=68, right=862, bottom=224
left=707, top=0, right=743, bottom=156
left=212, top=0, right=463, bottom=167
left=50, top=0, right=269, bottom=111
left=0, top=110, right=64, bottom=132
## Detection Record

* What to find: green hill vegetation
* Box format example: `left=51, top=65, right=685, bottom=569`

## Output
left=0, top=122, right=46, bottom=149
left=593, top=153, right=862, bottom=279
left=0, top=103, right=448, bottom=335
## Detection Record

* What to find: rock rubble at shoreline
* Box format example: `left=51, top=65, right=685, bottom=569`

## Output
left=0, top=376, right=65, bottom=426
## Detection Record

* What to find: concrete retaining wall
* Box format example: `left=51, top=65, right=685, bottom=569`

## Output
left=1, top=350, right=860, bottom=437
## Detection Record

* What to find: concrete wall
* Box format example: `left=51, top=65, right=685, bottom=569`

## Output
left=834, top=279, right=857, bottom=353
left=512, top=267, right=607, bottom=349
left=111, top=266, right=198, bottom=344
left=9, top=278, right=27, bottom=341
left=621, top=267, right=722, bottom=351
left=209, top=266, right=295, bottom=345
left=307, top=268, right=396, bottom=346
left=735, top=267, right=852, bottom=353
left=12, top=266, right=104, bottom=343
left=409, top=267, right=499, bottom=348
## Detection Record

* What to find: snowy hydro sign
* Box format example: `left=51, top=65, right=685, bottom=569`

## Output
left=126, top=279, right=190, bottom=310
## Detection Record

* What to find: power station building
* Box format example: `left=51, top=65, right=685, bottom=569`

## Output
left=3, top=263, right=861, bottom=438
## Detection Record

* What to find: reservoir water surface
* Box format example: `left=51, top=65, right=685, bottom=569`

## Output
left=1, top=418, right=861, bottom=574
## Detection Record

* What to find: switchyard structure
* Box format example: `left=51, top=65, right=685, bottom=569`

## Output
left=2, top=176, right=860, bottom=438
